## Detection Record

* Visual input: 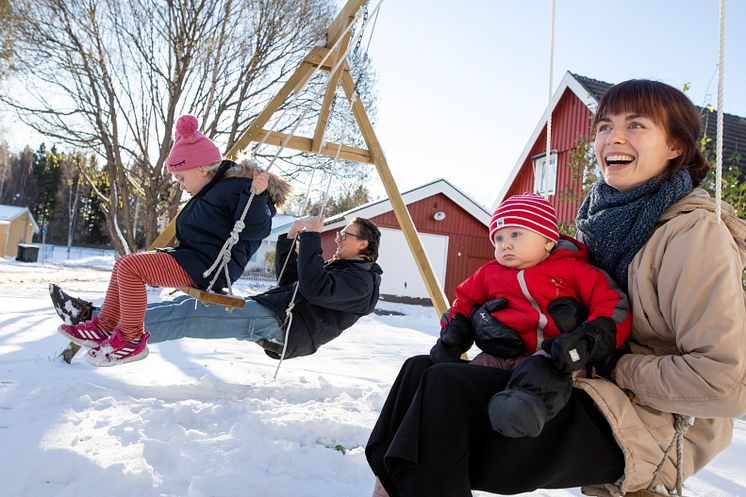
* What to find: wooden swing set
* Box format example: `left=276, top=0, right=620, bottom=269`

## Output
left=61, top=0, right=449, bottom=357
left=145, top=0, right=449, bottom=316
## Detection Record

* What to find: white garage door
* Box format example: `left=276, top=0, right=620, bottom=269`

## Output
left=377, top=228, right=448, bottom=299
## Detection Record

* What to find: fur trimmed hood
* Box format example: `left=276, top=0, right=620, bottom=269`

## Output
left=224, top=156, right=293, bottom=209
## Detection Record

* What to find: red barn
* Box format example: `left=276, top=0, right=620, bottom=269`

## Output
left=494, top=71, right=746, bottom=226
left=317, top=179, right=492, bottom=304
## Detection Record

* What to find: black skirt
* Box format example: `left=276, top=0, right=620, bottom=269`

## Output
left=366, top=355, right=624, bottom=497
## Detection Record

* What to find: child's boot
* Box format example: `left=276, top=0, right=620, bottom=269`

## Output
left=487, top=388, right=547, bottom=438
left=57, top=317, right=110, bottom=348
left=49, top=283, right=94, bottom=325
left=487, top=354, right=572, bottom=438
left=86, top=329, right=150, bottom=366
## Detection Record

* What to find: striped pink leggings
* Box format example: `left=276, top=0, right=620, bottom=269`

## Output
left=97, top=251, right=194, bottom=341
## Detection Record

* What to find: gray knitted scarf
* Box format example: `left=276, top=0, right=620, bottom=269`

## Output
left=575, top=169, right=693, bottom=293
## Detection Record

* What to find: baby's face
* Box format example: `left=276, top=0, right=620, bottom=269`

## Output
left=492, top=227, right=555, bottom=270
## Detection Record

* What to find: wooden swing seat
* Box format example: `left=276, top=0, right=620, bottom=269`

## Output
left=178, top=286, right=245, bottom=308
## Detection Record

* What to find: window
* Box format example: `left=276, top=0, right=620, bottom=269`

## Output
left=531, top=151, right=557, bottom=197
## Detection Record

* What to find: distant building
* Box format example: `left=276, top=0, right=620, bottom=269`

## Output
left=494, top=71, right=746, bottom=226
left=0, top=205, right=40, bottom=258
left=244, top=214, right=297, bottom=273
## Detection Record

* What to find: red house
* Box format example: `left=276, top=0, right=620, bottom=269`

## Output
left=494, top=71, right=746, bottom=226
left=317, top=179, right=492, bottom=303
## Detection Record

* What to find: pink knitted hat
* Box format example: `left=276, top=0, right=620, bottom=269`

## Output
left=489, top=193, right=559, bottom=245
left=166, top=115, right=222, bottom=172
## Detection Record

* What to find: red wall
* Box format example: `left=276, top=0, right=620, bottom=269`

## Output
left=325, top=193, right=493, bottom=303
left=505, top=90, right=594, bottom=227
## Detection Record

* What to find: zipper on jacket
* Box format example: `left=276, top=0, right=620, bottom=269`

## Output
left=517, top=270, right=547, bottom=351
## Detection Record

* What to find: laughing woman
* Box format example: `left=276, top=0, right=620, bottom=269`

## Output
left=366, top=80, right=746, bottom=497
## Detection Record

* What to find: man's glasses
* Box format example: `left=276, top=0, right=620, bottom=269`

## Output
left=336, top=230, right=362, bottom=241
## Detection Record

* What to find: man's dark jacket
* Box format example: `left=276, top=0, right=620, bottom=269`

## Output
left=165, top=161, right=274, bottom=290
left=253, top=232, right=382, bottom=359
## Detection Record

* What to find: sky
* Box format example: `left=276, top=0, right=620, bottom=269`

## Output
left=1, top=1, right=744, bottom=210
left=354, top=0, right=746, bottom=207
left=1, top=251, right=746, bottom=496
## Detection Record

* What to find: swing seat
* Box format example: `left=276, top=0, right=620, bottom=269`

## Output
left=178, top=286, right=246, bottom=308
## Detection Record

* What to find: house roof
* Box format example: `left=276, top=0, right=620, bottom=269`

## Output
left=276, top=178, right=491, bottom=234
left=0, top=205, right=40, bottom=233
left=573, top=72, right=746, bottom=164
left=493, top=71, right=746, bottom=209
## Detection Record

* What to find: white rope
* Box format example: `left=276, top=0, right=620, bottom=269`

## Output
left=715, top=0, right=726, bottom=225
left=273, top=282, right=301, bottom=379
left=272, top=37, right=368, bottom=378
left=254, top=3, right=369, bottom=154
left=542, top=0, right=556, bottom=199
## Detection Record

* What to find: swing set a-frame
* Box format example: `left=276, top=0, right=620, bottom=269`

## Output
left=58, top=0, right=447, bottom=365
left=146, top=0, right=449, bottom=318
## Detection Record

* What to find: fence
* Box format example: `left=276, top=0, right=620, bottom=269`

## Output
left=39, top=244, right=117, bottom=261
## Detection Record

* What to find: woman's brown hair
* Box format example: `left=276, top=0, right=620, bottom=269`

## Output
left=593, top=79, right=711, bottom=186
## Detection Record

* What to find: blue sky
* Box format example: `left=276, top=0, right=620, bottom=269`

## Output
left=2, top=1, right=744, bottom=211
left=357, top=0, right=746, bottom=208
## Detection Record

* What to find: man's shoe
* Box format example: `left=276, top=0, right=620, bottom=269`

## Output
left=49, top=283, right=94, bottom=326
left=86, top=330, right=150, bottom=367
left=58, top=317, right=111, bottom=348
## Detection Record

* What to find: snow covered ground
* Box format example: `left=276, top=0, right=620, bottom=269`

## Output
left=1, top=253, right=745, bottom=497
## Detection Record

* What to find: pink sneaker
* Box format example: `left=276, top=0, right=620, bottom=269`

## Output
left=86, top=330, right=150, bottom=367
left=58, top=317, right=111, bottom=348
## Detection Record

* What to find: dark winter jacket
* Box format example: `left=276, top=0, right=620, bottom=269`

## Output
left=253, top=232, right=382, bottom=359
left=449, top=235, right=631, bottom=353
left=164, top=159, right=290, bottom=291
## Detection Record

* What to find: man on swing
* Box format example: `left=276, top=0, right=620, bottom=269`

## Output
left=51, top=215, right=383, bottom=361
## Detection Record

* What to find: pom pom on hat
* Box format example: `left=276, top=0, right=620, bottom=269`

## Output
left=174, top=115, right=198, bottom=140
left=166, top=114, right=222, bottom=172
left=489, top=193, right=559, bottom=246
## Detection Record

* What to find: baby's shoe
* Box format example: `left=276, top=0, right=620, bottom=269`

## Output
left=86, top=330, right=150, bottom=367
left=58, top=317, right=110, bottom=348
left=487, top=388, right=547, bottom=438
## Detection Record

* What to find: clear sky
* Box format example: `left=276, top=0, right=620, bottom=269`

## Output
left=2, top=1, right=744, bottom=212
left=353, top=0, right=746, bottom=208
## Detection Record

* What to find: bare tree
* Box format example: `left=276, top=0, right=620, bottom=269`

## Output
left=3, top=0, right=358, bottom=253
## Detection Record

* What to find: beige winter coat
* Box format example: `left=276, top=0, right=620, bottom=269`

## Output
left=577, top=188, right=746, bottom=496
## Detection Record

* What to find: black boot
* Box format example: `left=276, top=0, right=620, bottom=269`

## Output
left=49, top=283, right=94, bottom=326
left=487, top=355, right=572, bottom=438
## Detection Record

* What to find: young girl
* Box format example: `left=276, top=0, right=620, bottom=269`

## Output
left=57, top=115, right=291, bottom=366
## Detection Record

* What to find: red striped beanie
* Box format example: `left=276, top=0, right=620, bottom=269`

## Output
left=489, top=193, right=559, bottom=246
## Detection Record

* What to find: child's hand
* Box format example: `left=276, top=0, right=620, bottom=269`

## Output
left=251, top=171, right=269, bottom=195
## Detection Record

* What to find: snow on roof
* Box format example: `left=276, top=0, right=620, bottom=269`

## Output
left=319, top=178, right=491, bottom=232
left=0, top=205, right=40, bottom=233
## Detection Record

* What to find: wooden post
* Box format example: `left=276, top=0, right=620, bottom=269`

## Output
left=340, top=70, right=449, bottom=317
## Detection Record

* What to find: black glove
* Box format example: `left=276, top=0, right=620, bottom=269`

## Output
left=546, top=317, right=616, bottom=374
left=430, top=312, right=473, bottom=363
left=470, top=298, right=524, bottom=358
left=546, top=296, right=588, bottom=334
left=593, top=342, right=629, bottom=379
